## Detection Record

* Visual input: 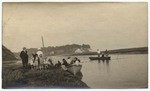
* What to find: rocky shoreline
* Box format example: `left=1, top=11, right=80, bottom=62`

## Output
left=2, top=65, right=89, bottom=89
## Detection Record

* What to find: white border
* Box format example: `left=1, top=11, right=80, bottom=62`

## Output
left=1, top=0, right=149, bottom=2
left=0, top=0, right=149, bottom=91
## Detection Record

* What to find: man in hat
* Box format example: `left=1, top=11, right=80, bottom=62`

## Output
left=20, top=47, right=28, bottom=68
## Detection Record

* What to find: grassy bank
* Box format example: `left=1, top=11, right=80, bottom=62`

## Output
left=2, top=64, right=89, bottom=89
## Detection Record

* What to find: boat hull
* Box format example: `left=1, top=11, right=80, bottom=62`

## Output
left=67, top=65, right=82, bottom=76
left=89, top=57, right=111, bottom=60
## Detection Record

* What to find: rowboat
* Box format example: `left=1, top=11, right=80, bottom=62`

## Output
left=67, top=65, right=82, bottom=76
left=89, top=57, right=111, bottom=60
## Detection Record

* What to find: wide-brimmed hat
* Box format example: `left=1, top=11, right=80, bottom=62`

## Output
left=23, top=47, right=26, bottom=49
left=38, top=48, right=41, bottom=50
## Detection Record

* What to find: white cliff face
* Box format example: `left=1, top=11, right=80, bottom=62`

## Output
left=74, top=49, right=83, bottom=54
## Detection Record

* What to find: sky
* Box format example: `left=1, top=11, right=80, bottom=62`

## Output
left=2, top=2, right=148, bottom=52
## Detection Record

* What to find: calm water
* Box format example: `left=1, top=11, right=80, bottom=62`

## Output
left=52, top=54, right=148, bottom=88
left=5, top=54, right=148, bottom=88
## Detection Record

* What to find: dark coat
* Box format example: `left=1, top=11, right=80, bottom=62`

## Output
left=20, top=50, right=28, bottom=62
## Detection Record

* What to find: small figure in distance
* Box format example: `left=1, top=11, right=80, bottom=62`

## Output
left=105, top=49, right=109, bottom=57
left=97, top=49, right=101, bottom=58
left=101, top=52, right=105, bottom=57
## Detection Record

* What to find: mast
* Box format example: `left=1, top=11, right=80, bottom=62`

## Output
left=42, top=36, right=45, bottom=48
left=41, top=36, right=46, bottom=56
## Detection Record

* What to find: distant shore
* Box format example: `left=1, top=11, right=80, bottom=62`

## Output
left=72, top=47, right=148, bottom=56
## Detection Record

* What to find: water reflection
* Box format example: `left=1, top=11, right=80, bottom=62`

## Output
left=97, top=59, right=110, bottom=73
left=81, top=54, right=147, bottom=88
left=98, top=59, right=110, bottom=64
left=106, top=60, right=109, bottom=66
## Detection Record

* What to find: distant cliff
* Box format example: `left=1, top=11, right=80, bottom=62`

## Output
left=2, top=45, right=17, bottom=61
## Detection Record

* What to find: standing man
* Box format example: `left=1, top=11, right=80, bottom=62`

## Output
left=20, top=47, right=28, bottom=68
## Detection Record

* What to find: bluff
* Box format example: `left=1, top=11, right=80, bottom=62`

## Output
left=2, top=45, right=17, bottom=61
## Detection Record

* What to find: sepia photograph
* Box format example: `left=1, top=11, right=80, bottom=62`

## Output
left=2, top=2, right=148, bottom=89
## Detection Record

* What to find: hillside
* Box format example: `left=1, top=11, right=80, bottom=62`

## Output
left=2, top=45, right=17, bottom=61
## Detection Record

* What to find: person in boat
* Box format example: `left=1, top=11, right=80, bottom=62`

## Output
left=20, top=47, right=29, bottom=68
left=55, top=61, right=61, bottom=68
left=75, top=58, right=80, bottom=65
left=101, top=52, right=105, bottom=57
left=105, top=49, right=109, bottom=57
left=70, top=57, right=76, bottom=64
left=97, top=49, right=101, bottom=58
left=62, top=59, right=69, bottom=67
left=67, top=57, right=71, bottom=64
left=71, top=57, right=81, bottom=65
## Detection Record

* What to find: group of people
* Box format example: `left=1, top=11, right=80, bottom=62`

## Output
left=97, top=49, right=109, bottom=57
left=52, top=57, right=81, bottom=71
left=20, top=47, right=47, bottom=69
left=62, top=57, right=81, bottom=67
left=20, top=47, right=81, bottom=70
